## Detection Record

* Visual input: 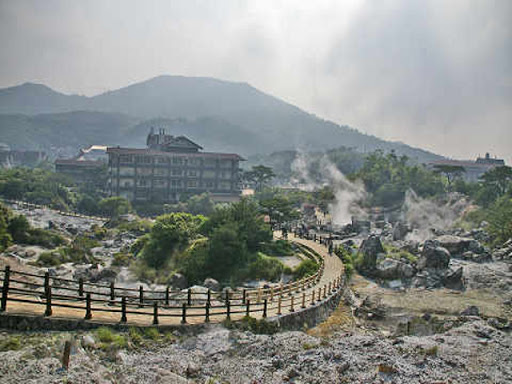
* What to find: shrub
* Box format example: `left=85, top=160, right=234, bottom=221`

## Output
left=261, top=240, right=294, bottom=256
left=144, top=327, right=160, bottom=341
left=96, top=327, right=115, bottom=343
left=425, top=345, right=438, bottom=356
left=112, top=252, right=133, bottom=267
left=128, top=327, right=143, bottom=345
left=293, top=259, right=318, bottom=279
left=0, top=336, right=21, bottom=351
left=233, top=316, right=279, bottom=335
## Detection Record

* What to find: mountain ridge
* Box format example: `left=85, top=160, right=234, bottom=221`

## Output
left=0, top=75, right=444, bottom=162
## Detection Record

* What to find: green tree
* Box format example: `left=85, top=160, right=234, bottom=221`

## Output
left=480, top=166, right=512, bottom=197
left=98, top=197, right=132, bottom=218
left=486, top=196, right=512, bottom=245
left=142, top=212, right=206, bottom=268
left=244, top=165, right=275, bottom=192
left=433, top=164, right=466, bottom=188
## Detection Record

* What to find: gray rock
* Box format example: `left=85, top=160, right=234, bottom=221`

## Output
left=359, top=235, right=384, bottom=271
left=170, top=273, right=188, bottom=289
left=461, top=306, right=480, bottom=316
left=418, top=240, right=450, bottom=270
left=203, top=278, right=221, bottom=291
left=436, top=235, right=471, bottom=255
left=392, top=222, right=409, bottom=241
left=82, top=335, right=96, bottom=348
left=375, top=258, right=414, bottom=280
left=443, top=267, right=464, bottom=290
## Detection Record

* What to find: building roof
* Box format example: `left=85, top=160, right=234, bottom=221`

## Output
left=428, top=159, right=497, bottom=169
left=55, top=159, right=104, bottom=167
left=106, top=146, right=245, bottom=161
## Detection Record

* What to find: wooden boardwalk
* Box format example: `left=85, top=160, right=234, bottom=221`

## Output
left=0, top=205, right=344, bottom=327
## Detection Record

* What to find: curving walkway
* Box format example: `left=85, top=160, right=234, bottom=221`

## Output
left=1, top=232, right=344, bottom=328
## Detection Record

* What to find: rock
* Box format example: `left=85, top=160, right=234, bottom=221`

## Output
left=82, top=335, right=96, bottom=348
left=375, top=258, right=414, bottom=280
left=170, top=273, right=188, bottom=289
left=461, top=306, right=480, bottom=317
left=203, top=278, right=221, bottom=291
left=115, top=351, right=128, bottom=364
left=418, top=240, right=450, bottom=270
left=185, top=362, right=200, bottom=377
left=377, top=363, right=398, bottom=374
left=337, top=361, right=350, bottom=374
left=388, top=279, right=403, bottom=289
left=359, top=235, right=384, bottom=271
left=393, top=222, right=409, bottom=241
left=91, top=267, right=117, bottom=283
left=436, top=235, right=471, bottom=256
left=443, top=267, right=464, bottom=290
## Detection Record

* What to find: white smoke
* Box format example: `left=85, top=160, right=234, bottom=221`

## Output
left=403, top=189, right=472, bottom=242
left=290, top=152, right=367, bottom=225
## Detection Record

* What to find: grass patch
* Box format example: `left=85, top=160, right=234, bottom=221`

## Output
left=223, top=316, right=279, bottom=335
left=0, top=336, right=21, bottom=351
left=144, top=327, right=160, bottom=341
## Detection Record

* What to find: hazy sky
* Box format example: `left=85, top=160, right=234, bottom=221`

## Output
left=1, top=0, right=511, bottom=162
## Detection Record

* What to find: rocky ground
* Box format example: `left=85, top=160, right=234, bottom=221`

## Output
left=1, top=202, right=511, bottom=383
left=0, top=306, right=510, bottom=383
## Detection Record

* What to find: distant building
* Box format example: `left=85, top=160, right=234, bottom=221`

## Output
left=55, top=145, right=107, bottom=185
left=428, top=153, right=506, bottom=182
left=107, top=128, right=244, bottom=203
left=0, top=143, right=47, bottom=168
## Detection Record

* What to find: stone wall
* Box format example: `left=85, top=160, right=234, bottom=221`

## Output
left=0, top=285, right=347, bottom=333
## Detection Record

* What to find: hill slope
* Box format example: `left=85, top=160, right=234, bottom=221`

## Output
left=0, top=76, right=443, bottom=161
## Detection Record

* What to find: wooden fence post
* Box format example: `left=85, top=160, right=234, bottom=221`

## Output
left=207, top=289, right=211, bottom=307
left=311, top=290, right=315, bottom=305
left=328, top=282, right=331, bottom=293
left=44, top=272, right=50, bottom=296
left=246, top=299, right=250, bottom=317
left=277, top=295, right=282, bottom=315
left=44, top=281, right=52, bottom=317
left=85, top=293, right=92, bottom=320
left=317, top=287, right=321, bottom=301
left=1, top=265, right=10, bottom=312
left=301, top=292, right=306, bottom=308
left=226, top=297, right=231, bottom=320
left=121, top=297, right=127, bottom=323
left=110, top=282, right=115, bottom=301
left=270, top=286, right=274, bottom=302
left=165, top=286, right=170, bottom=306
left=290, top=296, right=294, bottom=312
left=187, top=288, right=192, bottom=306
left=323, top=285, right=327, bottom=299
left=139, top=286, right=144, bottom=307
left=78, top=278, right=84, bottom=297
left=153, top=302, right=158, bottom=325
left=257, top=287, right=262, bottom=303
left=181, top=302, right=186, bottom=324
left=205, top=302, right=210, bottom=323
left=242, top=289, right=246, bottom=304
left=263, top=299, right=268, bottom=318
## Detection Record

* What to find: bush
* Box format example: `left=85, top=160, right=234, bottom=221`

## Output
left=0, top=336, right=21, bottom=351
left=96, top=327, right=115, bottom=343
left=261, top=239, right=294, bottom=256
left=225, top=316, right=279, bottom=335
left=129, top=327, right=143, bottom=345
left=293, top=259, right=318, bottom=279
left=112, top=252, right=133, bottom=267
left=144, top=327, right=160, bottom=341
left=245, top=253, right=287, bottom=281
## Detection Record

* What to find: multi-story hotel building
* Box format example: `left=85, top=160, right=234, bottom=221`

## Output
left=107, top=129, right=244, bottom=203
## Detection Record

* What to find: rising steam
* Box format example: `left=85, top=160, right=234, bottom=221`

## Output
left=290, top=152, right=366, bottom=225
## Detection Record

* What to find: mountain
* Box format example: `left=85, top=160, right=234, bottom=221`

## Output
left=0, top=76, right=443, bottom=162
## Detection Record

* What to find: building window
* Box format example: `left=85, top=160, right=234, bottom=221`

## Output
left=172, top=157, right=183, bottom=165
left=188, top=170, right=197, bottom=177
left=120, top=155, right=133, bottom=163
left=187, top=180, right=197, bottom=188
left=172, top=169, right=182, bottom=176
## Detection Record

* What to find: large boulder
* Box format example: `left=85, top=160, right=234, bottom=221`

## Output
left=392, top=222, right=410, bottom=241
left=375, top=258, right=414, bottom=280
left=359, top=235, right=385, bottom=271
left=203, top=278, right=221, bottom=291
left=418, top=240, right=450, bottom=270
left=443, top=266, right=464, bottom=290
left=436, top=235, right=472, bottom=256
left=169, top=273, right=188, bottom=289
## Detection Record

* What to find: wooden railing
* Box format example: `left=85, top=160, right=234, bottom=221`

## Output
left=0, top=262, right=343, bottom=325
